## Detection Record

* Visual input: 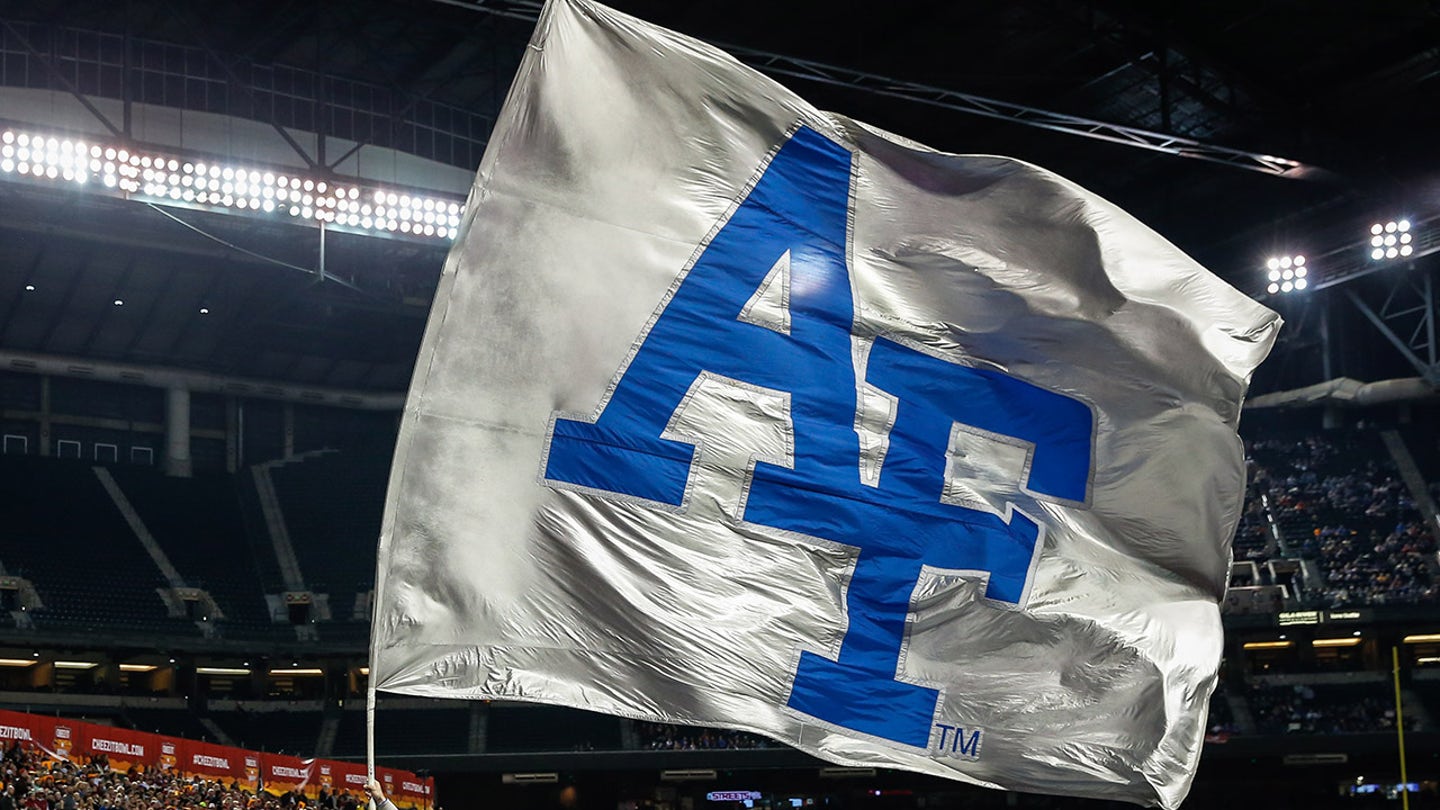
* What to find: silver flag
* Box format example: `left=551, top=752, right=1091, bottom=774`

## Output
left=371, top=1, right=1282, bottom=806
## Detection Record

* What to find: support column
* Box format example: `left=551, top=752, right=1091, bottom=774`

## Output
left=283, top=402, right=295, bottom=460
left=225, top=397, right=239, bottom=473
left=38, top=376, right=51, bottom=457
left=1320, top=300, right=1341, bottom=429
left=165, top=386, right=192, bottom=478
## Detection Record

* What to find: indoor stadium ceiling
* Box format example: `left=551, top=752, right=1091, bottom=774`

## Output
left=2, top=0, right=1439, bottom=391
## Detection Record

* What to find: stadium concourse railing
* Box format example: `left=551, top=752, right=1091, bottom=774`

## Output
left=0, top=708, right=433, bottom=808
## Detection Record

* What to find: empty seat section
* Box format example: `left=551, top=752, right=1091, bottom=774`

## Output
left=0, top=456, right=197, bottom=636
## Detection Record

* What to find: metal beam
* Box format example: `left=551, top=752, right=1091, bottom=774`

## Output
left=1344, top=269, right=1440, bottom=384
left=1305, top=214, right=1440, bottom=293
left=166, top=8, right=320, bottom=170
left=424, top=0, right=1321, bottom=178
left=0, top=21, right=123, bottom=138
left=1049, top=1, right=1280, bottom=123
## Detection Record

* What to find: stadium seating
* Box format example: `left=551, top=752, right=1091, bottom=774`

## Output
left=1246, top=680, right=1411, bottom=735
left=331, top=705, right=471, bottom=757
left=485, top=705, right=622, bottom=752
left=106, top=465, right=276, bottom=636
left=1206, top=685, right=1236, bottom=736
left=1248, top=431, right=1439, bottom=608
left=267, top=450, right=389, bottom=622
left=208, top=707, right=324, bottom=755
left=0, top=455, right=200, bottom=636
left=5, top=425, right=1440, bottom=763
left=635, top=720, right=775, bottom=750
left=124, top=706, right=215, bottom=741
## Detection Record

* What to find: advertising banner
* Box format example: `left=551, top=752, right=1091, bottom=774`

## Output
left=0, top=710, right=428, bottom=807
left=260, top=752, right=312, bottom=796
left=243, top=754, right=261, bottom=791
left=182, top=738, right=245, bottom=783
left=158, top=738, right=181, bottom=772
left=80, top=725, right=156, bottom=772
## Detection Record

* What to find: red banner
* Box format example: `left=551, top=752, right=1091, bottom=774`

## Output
left=390, top=767, right=435, bottom=807
left=260, top=752, right=313, bottom=796
left=0, top=711, right=49, bottom=754
left=79, top=724, right=156, bottom=772
left=48, top=718, right=74, bottom=762
left=182, top=738, right=246, bottom=784
left=326, top=760, right=371, bottom=795
left=0, top=710, right=429, bottom=808
left=316, top=759, right=365, bottom=798
left=158, top=737, right=181, bottom=772
left=243, top=754, right=261, bottom=791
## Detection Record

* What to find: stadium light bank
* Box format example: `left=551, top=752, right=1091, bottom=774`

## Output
left=0, top=126, right=465, bottom=244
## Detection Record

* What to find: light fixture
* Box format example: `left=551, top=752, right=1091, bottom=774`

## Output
left=358, top=666, right=370, bottom=676
left=113, top=299, right=124, bottom=306
left=1403, top=634, right=1440, bottom=644
left=1312, top=638, right=1362, bottom=648
left=53, top=661, right=99, bottom=669
left=269, top=668, right=325, bottom=676
left=23, top=284, right=34, bottom=291
left=196, top=666, right=251, bottom=676
left=118, top=664, right=157, bottom=672
left=0, top=658, right=37, bottom=667
left=1242, top=640, right=1295, bottom=650
left=0, top=126, right=464, bottom=243
left=1369, top=220, right=1414, bottom=261
left=199, top=307, right=210, bottom=315
left=1264, top=255, right=1308, bottom=295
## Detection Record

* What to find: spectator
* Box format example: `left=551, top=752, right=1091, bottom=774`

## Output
left=0, top=743, right=375, bottom=810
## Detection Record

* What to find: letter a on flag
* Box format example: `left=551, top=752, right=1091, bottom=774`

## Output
left=370, top=1, right=1280, bottom=805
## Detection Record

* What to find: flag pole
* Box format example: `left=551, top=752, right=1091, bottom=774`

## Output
left=366, top=676, right=377, bottom=808
left=367, top=586, right=378, bottom=810
left=1392, top=646, right=1410, bottom=810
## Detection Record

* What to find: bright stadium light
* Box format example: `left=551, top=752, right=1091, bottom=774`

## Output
left=1369, top=219, right=1414, bottom=261
left=1264, top=254, right=1308, bottom=295
left=0, top=125, right=464, bottom=243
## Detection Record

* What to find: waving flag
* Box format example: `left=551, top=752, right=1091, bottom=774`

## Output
left=370, top=0, right=1280, bottom=805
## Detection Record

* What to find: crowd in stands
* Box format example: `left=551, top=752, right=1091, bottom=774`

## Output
left=635, top=722, right=773, bottom=751
left=1246, top=682, right=1414, bottom=735
left=0, top=743, right=366, bottom=810
left=1206, top=688, right=1235, bottom=737
left=1247, top=434, right=1440, bottom=608
left=1302, top=522, right=1438, bottom=608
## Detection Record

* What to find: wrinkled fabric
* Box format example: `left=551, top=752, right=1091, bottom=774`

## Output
left=370, top=1, right=1281, bottom=807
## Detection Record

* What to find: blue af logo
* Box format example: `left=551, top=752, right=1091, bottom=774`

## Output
left=543, top=127, right=1094, bottom=749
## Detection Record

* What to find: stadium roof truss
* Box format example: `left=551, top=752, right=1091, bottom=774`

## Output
left=0, top=0, right=1436, bottom=393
